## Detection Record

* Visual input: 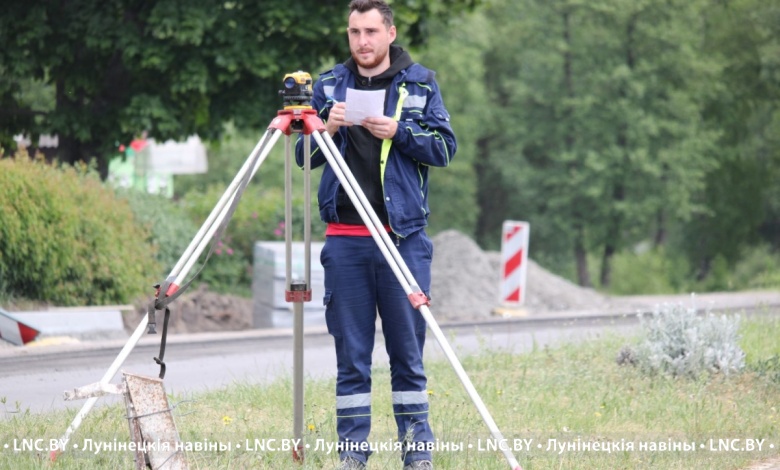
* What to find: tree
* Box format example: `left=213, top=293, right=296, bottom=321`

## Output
left=0, top=0, right=480, bottom=177
left=427, top=0, right=725, bottom=287
left=680, top=0, right=780, bottom=277
left=413, top=10, right=491, bottom=237
left=582, top=0, right=722, bottom=287
left=386, top=0, right=779, bottom=291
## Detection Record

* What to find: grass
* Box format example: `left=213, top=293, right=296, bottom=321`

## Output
left=1, top=315, right=779, bottom=469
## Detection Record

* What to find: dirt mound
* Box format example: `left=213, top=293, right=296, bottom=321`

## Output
left=124, top=230, right=609, bottom=333
left=522, top=256, right=610, bottom=312
left=429, top=230, right=500, bottom=320
left=430, top=229, right=609, bottom=319
left=126, top=284, right=252, bottom=334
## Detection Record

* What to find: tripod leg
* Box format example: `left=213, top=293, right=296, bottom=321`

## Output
left=53, top=128, right=286, bottom=460
left=172, top=129, right=285, bottom=290
left=286, top=132, right=315, bottom=462
left=163, top=129, right=276, bottom=291
left=52, top=314, right=150, bottom=460
left=311, top=130, right=523, bottom=470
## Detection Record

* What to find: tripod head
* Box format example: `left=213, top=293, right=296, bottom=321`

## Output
left=280, top=71, right=313, bottom=110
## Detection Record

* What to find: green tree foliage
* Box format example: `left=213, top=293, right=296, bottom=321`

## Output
left=413, top=13, right=491, bottom=237
left=469, top=0, right=723, bottom=287
left=417, top=0, right=779, bottom=291
left=0, top=0, right=481, bottom=176
left=680, top=0, right=780, bottom=278
left=4, top=0, right=779, bottom=298
left=0, top=151, right=160, bottom=305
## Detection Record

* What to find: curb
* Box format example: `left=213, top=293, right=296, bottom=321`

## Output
left=2, top=292, right=778, bottom=359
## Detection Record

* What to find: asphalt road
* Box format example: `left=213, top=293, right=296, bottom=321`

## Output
left=2, top=292, right=778, bottom=470
left=4, top=289, right=780, bottom=419
left=0, top=311, right=647, bottom=417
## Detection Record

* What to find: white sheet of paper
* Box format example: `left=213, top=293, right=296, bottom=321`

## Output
left=344, top=88, right=385, bottom=124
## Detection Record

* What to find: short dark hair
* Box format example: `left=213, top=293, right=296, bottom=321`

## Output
left=348, top=0, right=394, bottom=28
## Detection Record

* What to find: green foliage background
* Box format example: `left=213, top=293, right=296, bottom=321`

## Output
left=0, top=152, right=160, bottom=305
left=1, top=0, right=779, bottom=304
left=0, top=0, right=480, bottom=174
left=415, top=0, right=780, bottom=291
left=117, top=189, right=199, bottom=275
left=173, top=127, right=326, bottom=295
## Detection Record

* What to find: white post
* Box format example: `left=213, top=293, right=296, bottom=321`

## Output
left=499, top=221, right=530, bottom=307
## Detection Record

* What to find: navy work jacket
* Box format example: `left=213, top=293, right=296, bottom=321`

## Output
left=295, top=63, right=457, bottom=238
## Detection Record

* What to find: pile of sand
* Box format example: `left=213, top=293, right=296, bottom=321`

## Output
left=430, top=229, right=609, bottom=320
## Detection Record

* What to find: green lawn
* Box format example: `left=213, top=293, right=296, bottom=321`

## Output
left=1, top=314, right=778, bottom=469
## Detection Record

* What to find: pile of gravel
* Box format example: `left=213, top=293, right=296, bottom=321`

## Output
left=429, top=230, right=500, bottom=321
left=430, top=230, right=609, bottom=320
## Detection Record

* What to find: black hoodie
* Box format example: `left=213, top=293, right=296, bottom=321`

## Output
left=336, top=45, right=414, bottom=226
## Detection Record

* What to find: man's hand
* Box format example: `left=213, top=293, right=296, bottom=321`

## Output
left=361, top=116, right=398, bottom=140
left=326, top=102, right=353, bottom=136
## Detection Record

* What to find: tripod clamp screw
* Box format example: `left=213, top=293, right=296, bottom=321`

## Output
left=286, top=280, right=312, bottom=302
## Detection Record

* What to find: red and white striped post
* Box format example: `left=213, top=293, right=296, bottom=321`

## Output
left=500, top=221, right=530, bottom=307
left=0, top=309, right=40, bottom=346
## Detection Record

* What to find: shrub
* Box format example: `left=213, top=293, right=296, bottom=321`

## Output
left=603, top=247, right=692, bottom=295
left=0, top=150, right=160, bottom=305
left=172, top=125, right=329, bottom=295
left=731, top=244, right=780, bottom=290
left=195, top=237, right=251, bottom=296
left=179, top=182, right=324, bottom=295
left=697, top=254, right=732, bottom=292
left=618, top=301, right=745, bottom=378
left=116, top=189, right=199, bottom=274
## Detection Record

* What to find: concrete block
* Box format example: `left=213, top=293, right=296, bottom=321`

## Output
left=252, top=241, right=326, bottom=329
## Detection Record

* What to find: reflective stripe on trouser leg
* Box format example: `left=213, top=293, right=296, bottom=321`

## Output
left=322, top=235, right=379, bottom=463
left=393, top=390, right=431, bottom=463
left=378, top=230, right=435, bottom=464
left=335, top=393, right=372, bottom=462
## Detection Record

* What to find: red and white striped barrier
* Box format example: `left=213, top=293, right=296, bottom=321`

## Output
left=0, top=308, right=40, bottom=346
left=500, top=221, right=530, bottom=306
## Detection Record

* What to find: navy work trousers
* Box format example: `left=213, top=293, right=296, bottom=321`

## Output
left=321, top=229, right=435, bottom=466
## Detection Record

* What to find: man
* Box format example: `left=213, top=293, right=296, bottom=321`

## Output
left=296, top=1, right=456, bottom=468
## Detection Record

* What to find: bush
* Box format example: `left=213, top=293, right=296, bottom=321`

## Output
left=603, top=247, right=692, bottom=295
left=731, top=244, right=780, bottom=290
left=617, top=302, right=745, bottom=378
left=195, top=237, right=251, bottom=296
left=697, top=254, right=732, bottom=292
left=172, top=125, right=330, bottom=295
left=0, top=151, right=160, bottom=305
left=116, top=189, right=199, bottom=274
left=179, top=183, right=323, bottom=295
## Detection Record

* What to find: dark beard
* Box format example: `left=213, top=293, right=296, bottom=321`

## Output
left=352, top=49, right=387, bottom=71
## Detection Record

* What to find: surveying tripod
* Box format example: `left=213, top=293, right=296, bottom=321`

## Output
left=54, top=72, right=523, bottom=470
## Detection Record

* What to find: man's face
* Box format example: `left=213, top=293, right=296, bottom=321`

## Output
left=347, top=8, right=396, bottom=74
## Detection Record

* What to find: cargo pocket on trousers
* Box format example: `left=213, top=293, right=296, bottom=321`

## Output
left=323, top=290, right=340, bottom=338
